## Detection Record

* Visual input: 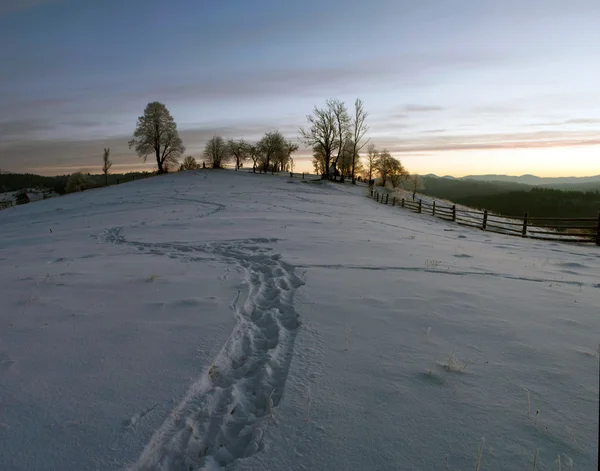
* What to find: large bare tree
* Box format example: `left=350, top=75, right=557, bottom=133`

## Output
left=312, top=144, right=326, bottom=175
left=330, top=99, right=350, bottom=182
left=203, top=136, right=229, bottom=169
left=299, top=103, right=337, bottom=180
left=350, top=99, right=369, bottom=184
left=227, top=139, right=250, bottom=170
left=128, top=102, right=185, bottom=174
left=102, top=148, right=112, bottom=186
left=338, top=139, right=356, bottom=180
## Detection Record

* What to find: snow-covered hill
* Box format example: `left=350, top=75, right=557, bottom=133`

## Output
left=0, top=170, right=598, bottom=470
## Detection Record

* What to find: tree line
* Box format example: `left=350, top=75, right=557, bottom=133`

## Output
left=1, top=99, right=414, bottom=198
left=0, top=171, right=154, bottom=195
left=128, top=102, right=299, bottom=175
left=125, top=100, right=412, bottom=186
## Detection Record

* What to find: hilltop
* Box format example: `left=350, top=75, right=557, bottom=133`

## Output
left=0, top=170, right=597, bottom=470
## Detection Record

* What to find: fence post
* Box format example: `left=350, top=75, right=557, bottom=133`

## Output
left=117, top=178, right=120, bottom=184
left=401, top=198, right=405, bottom=208
left=392, top=197, right=396, bottom=206
left=418, top=199, right=422, bottom=213
left=482, top=210, right=488, bottom=230
left=452, top=205, right=456, bottom=221
left=376, top=192, right=379, bottom=202
left=522, top=212, right=528, bottom=237
left=596, top=211, right=600, bottom=246
left=432, top=201, right=436, bottom=216
left=385, top=194, right=389, bottom=204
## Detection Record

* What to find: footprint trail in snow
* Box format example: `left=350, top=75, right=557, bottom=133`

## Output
left=99, top=228, right=304, bottom=470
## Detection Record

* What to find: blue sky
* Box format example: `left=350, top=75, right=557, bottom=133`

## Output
left=1, top=0, right=600, bottom=176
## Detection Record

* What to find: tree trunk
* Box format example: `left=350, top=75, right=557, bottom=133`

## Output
left=155, top=147, right=164, bottom=174
left=105, top=173, right=108, bottom=186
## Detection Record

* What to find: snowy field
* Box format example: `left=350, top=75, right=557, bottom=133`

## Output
left=0, top=170, right=598, bottom=470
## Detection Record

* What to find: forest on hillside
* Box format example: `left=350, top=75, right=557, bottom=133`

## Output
left=419, top=176, right=533, bottom=200
left=455, top=188, right=600, bottom=219
left=418, top=176, right=600, bottom=219
left=0, top=172, right=154, bottom=195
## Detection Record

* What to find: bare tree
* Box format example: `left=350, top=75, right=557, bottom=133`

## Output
left=366, top=143, right=378, bottom=183
left=227, top=139, right=250, bottom=170
left=203, top=136, right=229, bottom=169
left=128, top=102, right=185, bottom=174
left=375, top=150, right=407, bottom=188
left=312, top=144, right=326, bottom=175
left=258, top=131, right=286, bottom=173
left=248, top=144, right=260, bottom=173
left=102, top=148, right=112, bottom=186
left=338, top=139, right=355, bottom=180
left=278, top=140, right=299, bottom=173
left=408, top=174, right=424, bottom=200
left=389, top=162, right=409, bottom=188
left=329, top=99, right=350, bottom=182
left=299, top=102, right=337, bottom=180
left=350, top=99, right=369, bottom=184
left=181, top=156, right=199, bottom=171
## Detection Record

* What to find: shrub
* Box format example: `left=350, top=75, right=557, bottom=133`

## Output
left=66, top=172, right=92, bottom=193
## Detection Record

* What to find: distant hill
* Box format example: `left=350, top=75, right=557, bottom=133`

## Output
left=0, top=171, right=154, bottom=195
left=419, top=175, right=532, bottom=201
left=461, top=174, right=600, bottom=186
left=414, top=174, right=600, bottom=220
left=418, top=174, right=600, bottom=193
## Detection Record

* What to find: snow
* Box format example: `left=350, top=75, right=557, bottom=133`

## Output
left=0, top=170, right=598, bottom=470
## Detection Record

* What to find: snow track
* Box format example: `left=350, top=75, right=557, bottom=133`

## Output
left=99, top=228, right=304, bottom=470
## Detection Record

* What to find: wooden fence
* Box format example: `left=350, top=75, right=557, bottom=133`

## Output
left=370, top=189, right=600, bottom=246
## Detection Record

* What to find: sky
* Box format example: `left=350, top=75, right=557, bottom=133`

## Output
left=1, top=0, right=600, bottom=177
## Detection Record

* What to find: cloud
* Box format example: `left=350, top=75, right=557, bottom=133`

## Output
left=142, top=62, right=416, bottom=104
left=530, top=118, right=600, bottom=127
left=0, top=118, right=55, bottom=139
left=0, top=117, right=124, bottom=141
left=377, top=130, right=600, bottom=154
left=0, top=0, right=57, bottom=15
left=403, top=104, right=445, bottom=112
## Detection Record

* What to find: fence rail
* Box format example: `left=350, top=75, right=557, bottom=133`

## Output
left=369, top=189, right=600, bottom=246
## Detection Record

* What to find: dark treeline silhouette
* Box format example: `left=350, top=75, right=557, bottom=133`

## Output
left=418, top=176, right=600, bottom=220
left=456, top=187, right=600, bottom=220
left=0, top=172, right=154, bottom=195
left=419, top=176, right=532, bottom=200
